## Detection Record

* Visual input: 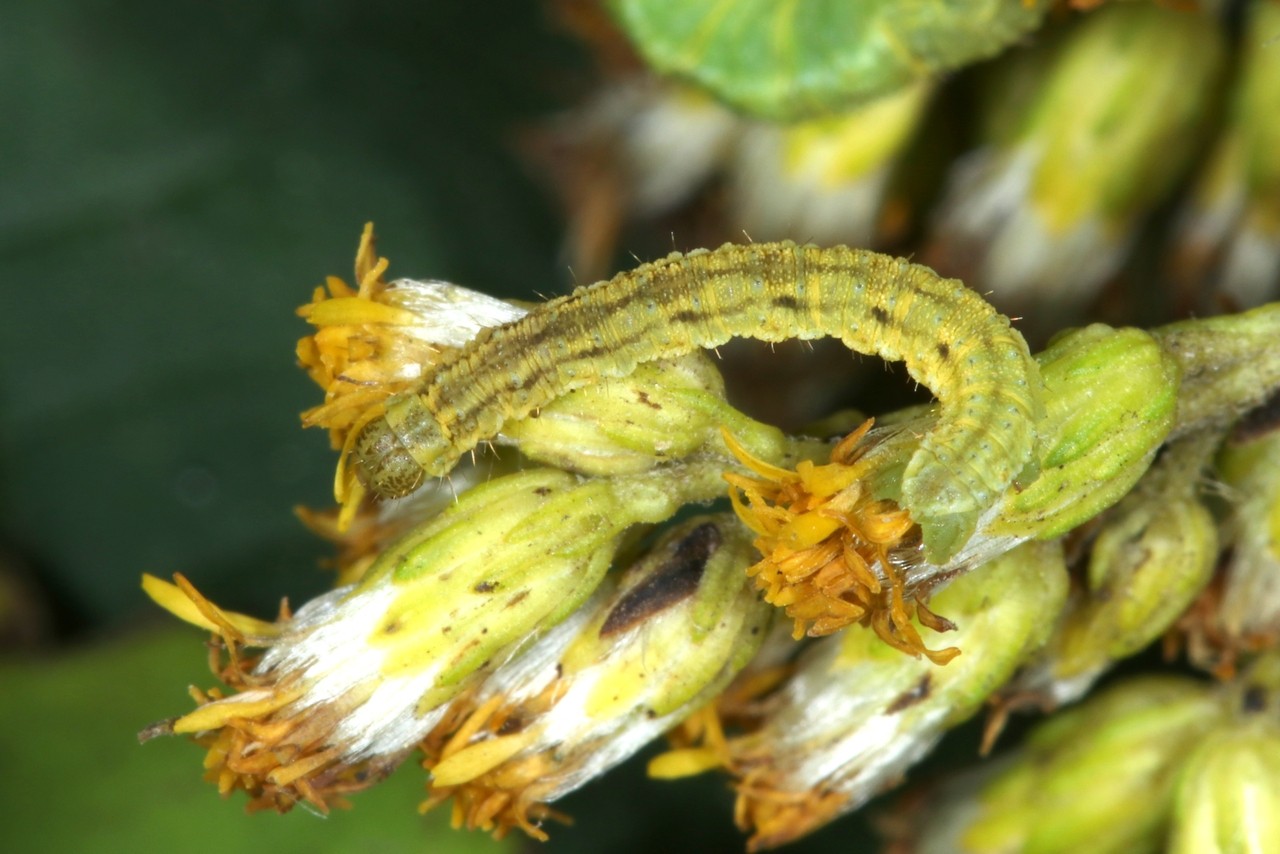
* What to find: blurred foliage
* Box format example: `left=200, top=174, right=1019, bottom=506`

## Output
left=0, top=628, right=509, bottom=854
left=0, top=0, right=571, bottom=629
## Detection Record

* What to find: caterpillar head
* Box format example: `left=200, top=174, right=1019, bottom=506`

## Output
left=351, top=395, right=451, bottom=499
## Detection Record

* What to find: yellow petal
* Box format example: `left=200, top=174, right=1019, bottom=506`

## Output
left=140, top=574, right=279, bottom=639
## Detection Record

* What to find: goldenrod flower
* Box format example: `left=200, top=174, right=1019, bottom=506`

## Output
left=723, top=419, right=938, bottom=657
left=296, top=223, right=525, bottom=520
left=140, top=463, right=729, bottom=815
left=298, top=223, right=526, bottom=442
left=417, top=517, right=771, bottom=840
left=719, top=540, right=1068, bottom=850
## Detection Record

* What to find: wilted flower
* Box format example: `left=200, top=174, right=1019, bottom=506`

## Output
left=724, top=420, right=937, bottom=656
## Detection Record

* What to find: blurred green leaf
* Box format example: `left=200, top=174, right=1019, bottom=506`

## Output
left=0, top=0, right=568, bottom=626
left=0, top=628, right=512, bottom=854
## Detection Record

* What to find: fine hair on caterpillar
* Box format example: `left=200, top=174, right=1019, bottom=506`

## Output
left=351, top=241, right=1042, bottom=542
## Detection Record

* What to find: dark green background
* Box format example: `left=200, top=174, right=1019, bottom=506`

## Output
left=0, top=2, right=875, bottom=851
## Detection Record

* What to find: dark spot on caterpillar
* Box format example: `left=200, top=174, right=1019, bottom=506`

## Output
left=772, top=295, right=800, bottom=310
left=871, top=306, right=890, bottom=323
left=533, top=486, right=552, bottom=496
left=886, top=674, right=932, bottom=713
left=474, top=580, right=497, bottom=593
left=670, top=309, right=702, bottom=324
left=383, top=619, right=402, bottom=634
left=936, top=342, right=951, bottom=360
left=505, top=590, right=530, bottom=609
left=600, top=522, right=721, bottom=637
left=636, top=390, right=662, bottom=410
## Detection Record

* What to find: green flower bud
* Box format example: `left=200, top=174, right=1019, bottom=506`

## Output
left=419, top=516, right=772, bottom=839
left=1011, top=432, right=1220, bottom=705
left=914, top=677, right=1222, bottom=854
left=725, top=539, right=1068, bottom=850
left=1169, top=724, right=1280, bottom=854
left=500, top=352, right=734, bottom=476
left=1170, top=652, right=1280, bottom=854
left=1155, top=302, right=1280, bottom=438
left=991, top=324, right=1180, bottom=540
left=364, top=464, right=724, bottom=707
left=728, top=81, right=931, bottom=245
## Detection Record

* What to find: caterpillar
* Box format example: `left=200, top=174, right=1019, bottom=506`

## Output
left=605, top=0, right=1049, bottom=122
left=351, top=241, right=1042, bottom=543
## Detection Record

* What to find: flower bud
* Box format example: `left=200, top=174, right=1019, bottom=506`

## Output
left=418, top=516, right=773, bottom=839
left=500, top=352, right=733, bottom=476
left=1169, top=724, right=1280, bottom=854
left=900, top=676, right=1222, bottom=854
left=1169, top=652, right=1280, bottom=854
left=723, top=539, right=1068, bottom=849
left=991, top=324, right=1179, bottom=540
left=1155, top=302, right=1280, bottom=438
left=1005, top=432, right=1220, bottom=706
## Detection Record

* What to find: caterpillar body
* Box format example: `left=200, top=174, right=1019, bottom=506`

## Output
left=353, top=241, right=1042, bottom=540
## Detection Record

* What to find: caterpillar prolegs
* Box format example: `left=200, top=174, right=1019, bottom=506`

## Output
left=351, top=241, right=1042, bottom=547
